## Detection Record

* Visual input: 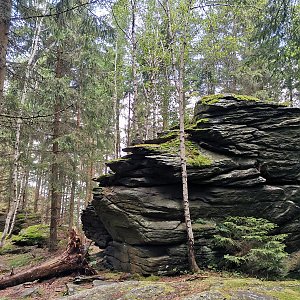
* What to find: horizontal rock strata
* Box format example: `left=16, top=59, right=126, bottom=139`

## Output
left=82, top=95, right=300, bottom=275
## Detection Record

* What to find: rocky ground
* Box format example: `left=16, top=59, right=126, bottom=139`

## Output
left=1, top=245, right=300, bottom=300
left=1, top=270, right=300, bottom=300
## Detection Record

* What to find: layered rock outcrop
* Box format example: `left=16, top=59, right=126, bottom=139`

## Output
left=82, top=95, right=300, bottom=275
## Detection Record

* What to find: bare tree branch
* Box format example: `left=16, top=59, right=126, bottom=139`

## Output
left=0, top=104, right=74, bottom=120
left=10, top=0, right=99, bottom=21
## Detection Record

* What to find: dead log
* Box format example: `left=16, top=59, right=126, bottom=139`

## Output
left=0, top=229, right=96, bottom=290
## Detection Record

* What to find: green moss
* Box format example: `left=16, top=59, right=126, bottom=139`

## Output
left=200, top=93, right=260, bottom=105
left=156, top=130, right=179, bottom=142
left=144, top=275, right=161, bottom=282
left=132, top=143, right=161, bottom=150
left=201, top=94, right=225, bottom=105
left=186, top=153, right=212, bottom=167
left=203, top=277, right=300, bottom=300
left=186, top=118, right=209, bottom=130
left=268, top=289, right=300, bottom=300
left=12, top=224, right=49, bottom=246
left=134, top=138, right=212, bottom=167
left=131, top=274, right=161, bottom=282
left=97, top=174, right=112, bottom=179
left=0, top=238, right=15, bottom=255
left=279, top=101, right=290, bottom=107
left=6, top=252, right=44, bottom=268
left=234, top=94, right=260, bottom=102
left=196, top=118, right=209, bottom=124
left=96, top=173, right=114, bottom=184
left=107, top=158, right=128, bottom=164
left=7, top=253, right=33, bottom=268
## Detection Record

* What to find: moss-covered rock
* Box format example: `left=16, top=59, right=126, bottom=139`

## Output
left=82, top=94, right=300, bottom=276
left=200, top=94, right=260, bottom=105
left=126, top=136, right=212, bottom=167
left=12, top=224, right=49, bottom=247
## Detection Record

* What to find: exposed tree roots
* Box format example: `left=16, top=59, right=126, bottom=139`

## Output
left=0, top=229, right=96, bottom=290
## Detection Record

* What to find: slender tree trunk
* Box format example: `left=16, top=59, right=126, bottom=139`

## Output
left=164, top=0, right=199, bottom=273
left=178, top=40, right=199, bottom=273
left=49, top=47, right=63, bottom=251
left=130, top=0, right=140, bottom=139
left=34, top=173, right=42, bottom=213
left=0, top=0, right=12, bottom=102
left=43, top=185, right=51, bottom=224
left=162, top=67, right=170, bottom=131
left=114, top=39, right=121, bottom=158
left=68, top=171, right=76, bottom=230
left=127, top=93, right=131, bottom=146
left=21, top=169, right=29, bottom=210
left=84, top=161, right=93, bottom=206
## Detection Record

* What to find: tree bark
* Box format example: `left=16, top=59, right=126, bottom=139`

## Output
left=114, top=38, right=121, bottom=158
left=0, top=0, right=12, bottom=102
left=127, top=93, right=132, bottom=146
left=130, top=0, right=140, bottom=139
left=34, top=173, right=42, bottom=213
left=0, top=229, right=95, bottom=290
left=49, top=47, right=63, bottom=251
left=68, top=166, right=76, bottom=230
left=164, top=0, right=199, bottom=273
left=84, top=161, right=93, bottom=206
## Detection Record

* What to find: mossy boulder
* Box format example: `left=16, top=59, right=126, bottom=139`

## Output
left=82, top=94, right=300, bottom=275
left=12, top=224, right=49, bottom=247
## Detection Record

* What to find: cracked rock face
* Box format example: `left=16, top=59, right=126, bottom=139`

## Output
left=82, top=95, right=300, bottom=275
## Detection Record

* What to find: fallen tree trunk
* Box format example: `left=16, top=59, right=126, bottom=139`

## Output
left=0, top=229, right=96, bottom=290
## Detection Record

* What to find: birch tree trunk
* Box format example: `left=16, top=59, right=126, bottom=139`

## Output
left=114, top=38, right=121, bottom=158
left=0, top=17, right=43, bottom=247
left=164, top=0, right=199, bottom=272
left=130, top=0, right=140, bottom=139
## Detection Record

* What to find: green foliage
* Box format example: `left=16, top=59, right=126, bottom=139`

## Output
left=0, top=237, right=16, bottom=255
left=214, top=216, right=288, bottom=278
left=12, top=224, right=49, bottom=247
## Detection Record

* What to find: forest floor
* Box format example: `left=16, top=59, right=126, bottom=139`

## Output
left=1, top=245, right=300, bottom=300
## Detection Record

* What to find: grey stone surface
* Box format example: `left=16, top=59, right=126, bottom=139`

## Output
left=82, top=96, right=300, bottom=275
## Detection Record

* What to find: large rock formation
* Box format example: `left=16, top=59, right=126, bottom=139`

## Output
left=82, top=94, right=300, bottom=275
